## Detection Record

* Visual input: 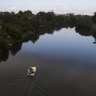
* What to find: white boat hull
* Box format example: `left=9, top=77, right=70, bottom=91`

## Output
left=27, top=66, right=36, bottom=76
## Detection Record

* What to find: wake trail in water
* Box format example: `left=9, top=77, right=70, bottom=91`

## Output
left=0, top=71, right=47, bottom=96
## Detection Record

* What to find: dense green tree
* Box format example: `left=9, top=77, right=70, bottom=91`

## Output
left=0, top=10, right=96, bottom=41
left=93, top=12, right=96, bottom=23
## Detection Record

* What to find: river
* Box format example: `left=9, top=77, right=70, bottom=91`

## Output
left=0, top=28, right=96, bottom=96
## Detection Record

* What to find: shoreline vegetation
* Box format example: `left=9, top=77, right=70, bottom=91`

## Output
left=0, top=10, right=96, bottom=62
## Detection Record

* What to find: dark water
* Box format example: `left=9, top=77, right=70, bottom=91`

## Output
left=0, top=28, right=96, bottom=96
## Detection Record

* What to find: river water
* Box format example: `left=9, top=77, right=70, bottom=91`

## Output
left=0, top=28, right=96, bottom=96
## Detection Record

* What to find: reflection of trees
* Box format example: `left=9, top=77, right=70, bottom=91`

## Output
left=75, top=26, right=96, bottom=44
left=1, top=23, right=96, bottom=63
left=0, top=26, right=62, bottom=62
left=0, top=38, right=9, bottom=62
left=10, top=41, right=22, bottom=55
left=75, top=26, right=92, bottom=36
left=92, top=35, right=96, bottom=44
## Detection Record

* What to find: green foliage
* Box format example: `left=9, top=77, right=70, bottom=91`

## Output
left=91, top=24, right=96, bottom=32
left=7, top=24, right=23, bottom=39
left=76, top=15, right=94, bottom=29
left=93, top=12, right=96, bottom=23
left=0, top=10, right=96, bottom=40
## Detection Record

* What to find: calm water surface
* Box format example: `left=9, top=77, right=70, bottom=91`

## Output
left=0, top=28, right=96, bottom=96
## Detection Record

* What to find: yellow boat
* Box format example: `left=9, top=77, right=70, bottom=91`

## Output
left=27, top=66, right=36, bottom=76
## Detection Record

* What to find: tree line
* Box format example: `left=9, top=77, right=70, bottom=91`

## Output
left=0, top=10, right=96, bottom=39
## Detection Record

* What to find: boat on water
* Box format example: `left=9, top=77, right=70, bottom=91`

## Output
left=27, top=66, right=37, bottom=76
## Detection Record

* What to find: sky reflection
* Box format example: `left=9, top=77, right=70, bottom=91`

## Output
left=22, top=28, right=96, bottom=64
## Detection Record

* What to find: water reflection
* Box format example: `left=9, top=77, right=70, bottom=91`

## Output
left=0, top=38, right=9, bottom=62
left=0, top=26, right=62, bottom=62
left=93, top=35, right=96, bottom=44
left=0, top=26, right=96, bottom=63
left=75, top=26, right=96, bottom=44
left=9, top=41, right=22, bottom=55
